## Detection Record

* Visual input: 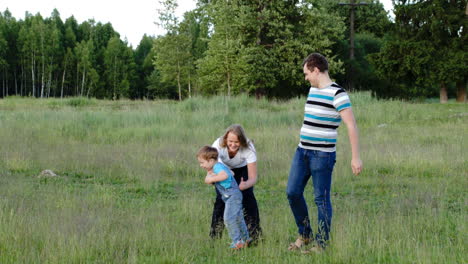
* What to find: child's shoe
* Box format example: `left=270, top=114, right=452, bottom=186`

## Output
left=230, top=240, right=247, bottom=250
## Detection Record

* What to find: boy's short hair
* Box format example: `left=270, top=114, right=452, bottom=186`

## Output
left=197, top=146, right=218, bottom=161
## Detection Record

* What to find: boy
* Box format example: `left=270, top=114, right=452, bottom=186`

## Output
left=197, top=146, right=251, bottom=249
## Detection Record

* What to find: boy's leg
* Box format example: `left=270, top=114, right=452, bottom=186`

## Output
left=224, top=195, right=243, bottom=245
left=233, top=166, right=262, bottom=240
left=237, top=196, right=250, bottom=242
left=286, top=147, right=312, bottom=239
left=210, top=188, right=225, bottom=239
left=310, top=151, right=336, bottom=248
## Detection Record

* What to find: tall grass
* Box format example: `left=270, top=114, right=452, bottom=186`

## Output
left=0, top=93, right=466, bottom=263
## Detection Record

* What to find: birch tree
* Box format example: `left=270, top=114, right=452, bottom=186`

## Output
left=153, top=0, right=192, bottom=100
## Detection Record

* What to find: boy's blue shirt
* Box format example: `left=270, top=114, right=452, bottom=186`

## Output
left=213, top=162, right=235, bottom=189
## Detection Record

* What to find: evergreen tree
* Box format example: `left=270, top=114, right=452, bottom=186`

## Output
left=134, top=34, right=156, bottom=99
left=370, top=0, right=467, bottom=101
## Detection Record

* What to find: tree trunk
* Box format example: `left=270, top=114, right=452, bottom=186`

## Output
left=227, top=70, right=231, bottom=97
left=21, top=62, right=24, bottom=96
left=32, top=54, right=36, bottom=97
left=456, top=80, right=467, bottom=103
left=76, top=63, right=79, bottom=96
left=61, top=69, right=66, bottom=98
left=113, top=56, right=117, bottom=100
left=225, top=54, right=231, bottom=97
left=177, top=61, right=181, bottom=101
left=439, top=83, right=448, bottom=103
left=14, top=71, right=18, bottom=95
left=47, top=70, right=52, bottom=98
left=40, top=56, right=45, bottom=98
left=188, top=72, right=191, bottom=98
left=81, top=68, right=86, bottom=96
left=2, top=69, right=5, bottom=98
left=5, top=68, right=8, bottom=96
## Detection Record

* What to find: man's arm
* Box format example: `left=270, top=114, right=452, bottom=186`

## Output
left=340, top=108, right=363, bottom=175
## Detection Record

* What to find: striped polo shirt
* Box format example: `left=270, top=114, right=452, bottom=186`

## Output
left=298, top=83, right=351, bottom=152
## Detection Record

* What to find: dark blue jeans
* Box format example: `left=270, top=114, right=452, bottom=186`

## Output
left=286, top=147, right=336, bottom=247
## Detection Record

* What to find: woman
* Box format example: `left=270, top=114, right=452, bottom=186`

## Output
left=210, top=124, right=262, bottom=242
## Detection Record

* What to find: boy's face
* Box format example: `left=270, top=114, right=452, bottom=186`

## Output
left=198, top=157, right=216, bottom=171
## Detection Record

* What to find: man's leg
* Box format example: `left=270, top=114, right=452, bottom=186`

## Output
left=310, top=151, right=336, bottom=248
left=286, top=147, right=312, bottom=239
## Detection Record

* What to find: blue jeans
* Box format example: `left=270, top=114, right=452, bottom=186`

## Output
left=223, top=192, right=250, bottom=245
left=286, top=147, right=336, bottom=247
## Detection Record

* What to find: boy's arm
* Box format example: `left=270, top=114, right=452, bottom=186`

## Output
left=205, top=170, right=229, bottom=184
left=340, top=107, right=363, bottom=175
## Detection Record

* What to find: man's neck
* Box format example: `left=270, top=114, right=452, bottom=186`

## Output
left=317, top=74, right=333, bottom=89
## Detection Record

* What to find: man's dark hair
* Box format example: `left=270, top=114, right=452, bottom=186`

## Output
left=303, top=53, right=329, bottom=73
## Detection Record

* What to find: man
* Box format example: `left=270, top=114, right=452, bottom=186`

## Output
left=287, top=53, right=362, bottom=253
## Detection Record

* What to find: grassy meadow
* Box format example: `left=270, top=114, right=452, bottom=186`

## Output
left=0, top=94, right=466, bottom=263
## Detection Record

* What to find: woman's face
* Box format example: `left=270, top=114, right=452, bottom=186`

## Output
left=226, top=132, right=241, bottom=153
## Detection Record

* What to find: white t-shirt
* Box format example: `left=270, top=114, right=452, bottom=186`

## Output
left=212, top=138, right=257, bottom=169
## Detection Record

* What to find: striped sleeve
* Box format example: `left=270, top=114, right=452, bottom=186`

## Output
left=333, top=88, right=351, bottom=111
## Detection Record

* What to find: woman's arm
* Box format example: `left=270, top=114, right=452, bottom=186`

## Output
left=239, top=162, right=257, bottom=190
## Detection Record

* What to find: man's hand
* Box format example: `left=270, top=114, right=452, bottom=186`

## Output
left=351, top=158, right=363, bottom=175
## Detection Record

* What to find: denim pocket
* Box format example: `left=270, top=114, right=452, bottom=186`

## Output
left=311, top=151, right=336, bottom=171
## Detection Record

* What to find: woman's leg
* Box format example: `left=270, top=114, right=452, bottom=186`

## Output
left=210, top=188, right=225, bottom=239
left=241, top=187, right=262, bottom=240
left=286, top=147, right=312, bottom=239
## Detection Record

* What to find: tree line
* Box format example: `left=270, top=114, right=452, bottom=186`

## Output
left=0, top=0, right=466, bottom=101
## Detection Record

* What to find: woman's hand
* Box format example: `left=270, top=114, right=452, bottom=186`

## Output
left=238, top=178, right=249, bottom=190
left=238, top=162, right=257, bottom=190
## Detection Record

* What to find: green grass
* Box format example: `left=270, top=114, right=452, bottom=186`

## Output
left=0, top=93, right=466, bottom=263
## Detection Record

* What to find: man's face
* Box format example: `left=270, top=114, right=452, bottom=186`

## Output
left=303, top=64, right=317, bottom=87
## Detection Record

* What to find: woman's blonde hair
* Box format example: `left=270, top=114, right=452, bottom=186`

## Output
left=220, top=124, right=251, bottom=149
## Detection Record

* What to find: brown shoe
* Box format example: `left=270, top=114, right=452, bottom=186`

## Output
left=301, top=245, right=325, bottom=254
left=287, top=237, right=311, bottom=251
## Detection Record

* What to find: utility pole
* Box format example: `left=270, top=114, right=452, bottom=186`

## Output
left=339, top=0, right=368, bottom=91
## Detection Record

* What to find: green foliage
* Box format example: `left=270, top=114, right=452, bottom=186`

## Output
left=196, top=0, right=345, bottom=98
left=0, top=96, right=466, bottom=263
left=66, top=97, right=97, bottom=107
left=153, top=0, right=195, bottom=100
left=369, top=0, right=467, bottom=100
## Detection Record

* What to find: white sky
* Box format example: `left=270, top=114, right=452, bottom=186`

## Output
left=1, top=0, right=393, bottom=48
